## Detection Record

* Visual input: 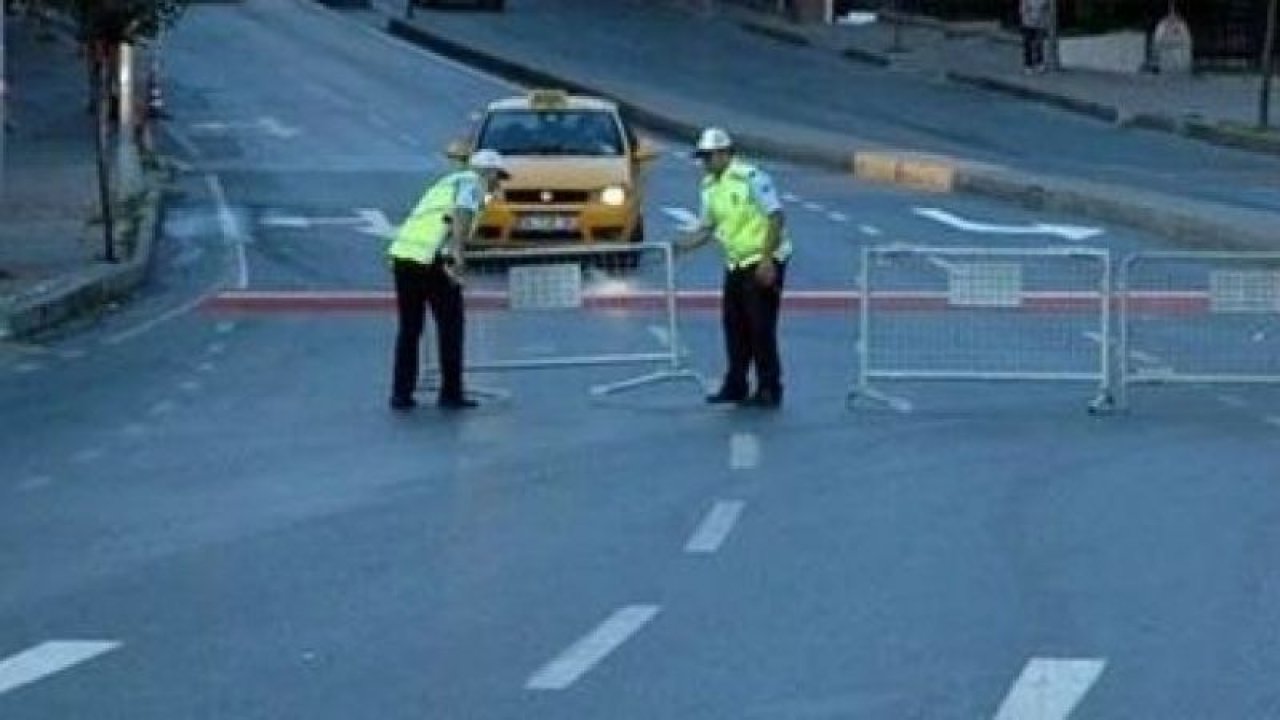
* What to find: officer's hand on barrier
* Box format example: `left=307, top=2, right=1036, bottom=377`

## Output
left=673, top=233, right=699, bottom=257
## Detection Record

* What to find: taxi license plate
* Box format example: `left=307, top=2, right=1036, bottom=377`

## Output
left=517, top=214, right=578, bottom=232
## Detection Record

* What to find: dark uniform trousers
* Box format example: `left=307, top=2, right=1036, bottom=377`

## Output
left=720, top=260, right=787, bottom=396
left=392, top=257, right=465, bottom=403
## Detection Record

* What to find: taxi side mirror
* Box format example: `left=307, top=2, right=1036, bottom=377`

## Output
left=445, top=139, right=471, bottom=162
left=633, top=138, right=660, bottom=163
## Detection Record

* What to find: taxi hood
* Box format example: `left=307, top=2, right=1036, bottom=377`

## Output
left=500, top=156, right=631, bottom=190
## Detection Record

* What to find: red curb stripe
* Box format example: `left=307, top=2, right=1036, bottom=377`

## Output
left=200, top=290, right=1211, bottom=314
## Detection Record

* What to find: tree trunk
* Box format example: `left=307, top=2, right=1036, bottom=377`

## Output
left=92, top=42, right=116, bottom=263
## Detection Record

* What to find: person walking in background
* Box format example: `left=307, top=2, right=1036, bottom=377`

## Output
left=1020, top=0, right=1050, bottom=73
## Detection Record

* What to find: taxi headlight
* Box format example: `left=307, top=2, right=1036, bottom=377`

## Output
left=601, top=186, right=627, bottom=207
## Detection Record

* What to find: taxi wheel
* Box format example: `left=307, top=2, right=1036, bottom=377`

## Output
left=608, top=220, right=644, bottom=272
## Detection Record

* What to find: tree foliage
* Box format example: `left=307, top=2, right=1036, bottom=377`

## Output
left=27, top=0, right=187, bottom=44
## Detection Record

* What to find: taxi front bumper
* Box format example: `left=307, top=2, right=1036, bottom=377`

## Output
left=471, top=202, right=639, bottom=248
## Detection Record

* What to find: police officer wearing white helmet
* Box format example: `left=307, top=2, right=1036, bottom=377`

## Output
left=386, top=149, right=510, bottom=411
left=677, top=127, right=792, bottom=408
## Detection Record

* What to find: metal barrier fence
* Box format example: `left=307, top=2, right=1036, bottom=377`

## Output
left=426, top=243, right=705, bottom=397
left=850, top=245, right=1115, bottom=411
left=1119, top=251, right=1280, bottom=402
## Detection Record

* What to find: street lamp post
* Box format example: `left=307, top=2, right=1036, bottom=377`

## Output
left=1262, top=0, right=1279, bottom=128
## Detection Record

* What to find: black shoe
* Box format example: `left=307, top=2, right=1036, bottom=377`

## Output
left=706, top=388, right=748, bottom=405
left=390, top=395, right=417, bottom=412
left=438, top=395, right=479, bottom=410
left=747, top=387, right=782, bottom=408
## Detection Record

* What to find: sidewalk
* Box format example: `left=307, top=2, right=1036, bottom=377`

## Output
left=740, top=10, right=1280, bottom=155
left=0, top=12, right=164, bottom=340
left=369, top=0, right=1280, bottom=251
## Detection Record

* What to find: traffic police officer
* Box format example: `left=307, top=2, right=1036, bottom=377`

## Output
left=388, top=149, right=509, bottom=411
left=678, top=127, right=792, bottom=408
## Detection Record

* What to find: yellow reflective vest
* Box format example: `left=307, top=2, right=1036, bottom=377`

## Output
left=701, top=160, right=791, bottom=269
left=388, top=170, right=477, bottom=264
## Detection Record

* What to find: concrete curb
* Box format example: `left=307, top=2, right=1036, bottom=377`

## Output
left=1, top=182, right=166, bottom=340
left=736, top=19, right=811, bottom=47
left=947, top=71, right=1121, bottom=124
left=382, top=13, right=1277, bottom=252
left=841, top=46, right=892, bottom=68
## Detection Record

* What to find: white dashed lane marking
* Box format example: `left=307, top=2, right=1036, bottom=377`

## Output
left=994, top=658, right=1106, bottom=720
left=71, top=448, right=104, bottom=464
left=858, top=224, right=883, bottom=237
left=121, top=423, right=149, bottom=439
left=148, top=400, right=177, bottom=417
left=526, top=606, right=661, bottom=691
left=684, top=500, right=746, bottom=554
left=0, top=641, right=122, bottom=697
left=16, top=476, right=53, bottom=492
left=827, top=211, right=849, bottom=223
left=729, top=432, right=761, bottom=471
left=1216, top=393, right=1246, bottom=408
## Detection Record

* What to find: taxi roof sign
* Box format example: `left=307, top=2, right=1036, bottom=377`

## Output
left=528, top=89, right=570, bottom=109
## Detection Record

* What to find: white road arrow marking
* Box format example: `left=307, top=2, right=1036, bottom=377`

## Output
left=661, top=206, right=700, bottom=231
left=257, top=116, right=301, bottom=139
left=259, top=209, right=395, bottom=239
left=355, top=209, right=396, bottom=239
left=189, top=116, right=301, bottom=140
left=914, top=207, right=1104, bottom=242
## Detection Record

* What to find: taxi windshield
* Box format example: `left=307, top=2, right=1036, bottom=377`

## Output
left=477, top=110, right=625, bottom=157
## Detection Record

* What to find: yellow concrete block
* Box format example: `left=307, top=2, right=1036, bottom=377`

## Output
left=896, top=158, right=956, bottom=193
left=852, top=153, right=900, bottom=184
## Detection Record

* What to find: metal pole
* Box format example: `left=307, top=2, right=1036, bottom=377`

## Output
left=1261, top=0, right=1278, bottom=128
left=888, top=0, right=904, bottom=53
left=1, top=0, right=8, bottom=200
left=1045, top=0, right=1060, bottom=71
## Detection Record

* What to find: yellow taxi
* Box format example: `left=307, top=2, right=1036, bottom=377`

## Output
left=448, top=90, right=658, bottom=249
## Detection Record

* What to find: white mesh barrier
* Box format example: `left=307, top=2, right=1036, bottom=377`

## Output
left=1120, top=251, right=1280, bottom=395
left=851, top=245, right=1115, bottom=411
left=429, top=243, right=704, bottom=397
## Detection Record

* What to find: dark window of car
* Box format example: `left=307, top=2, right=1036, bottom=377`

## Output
left=478, top=110, right=626, bottom=157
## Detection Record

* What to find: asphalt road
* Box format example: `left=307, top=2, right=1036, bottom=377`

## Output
left=4, top=2, right=1280, bottom=718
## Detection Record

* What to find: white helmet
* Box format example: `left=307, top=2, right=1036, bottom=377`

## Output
left=694, top=126, right=733, bottom=155
left=468, top=148, right=511, bottom=179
